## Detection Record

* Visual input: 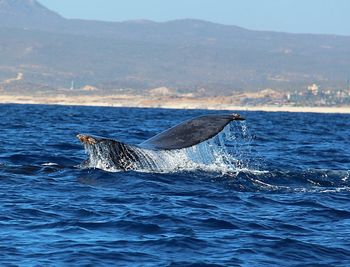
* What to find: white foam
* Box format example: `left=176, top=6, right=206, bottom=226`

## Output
left=42, top=162, right=59, bottom=166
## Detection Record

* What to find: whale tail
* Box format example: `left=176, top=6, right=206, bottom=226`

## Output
left=139, top=113, right=244, bottom=150
left=77, top=113, right=245, bottom=171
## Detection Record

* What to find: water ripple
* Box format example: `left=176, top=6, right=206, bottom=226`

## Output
left=0, top=105, right=349, bottom=266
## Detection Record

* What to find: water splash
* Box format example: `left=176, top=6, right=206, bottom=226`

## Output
left=81, top=121, right=258, bottom=174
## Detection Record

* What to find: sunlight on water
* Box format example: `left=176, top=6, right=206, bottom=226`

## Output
left=81, top=121, right=261, bottom=174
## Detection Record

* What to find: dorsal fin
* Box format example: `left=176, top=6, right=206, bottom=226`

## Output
left=139, top=114, right=244, bottom=150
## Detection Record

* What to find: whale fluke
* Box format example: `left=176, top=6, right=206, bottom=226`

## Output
left=77, top=113, right=245, bottom=170
left=139, top=113, right=244, bottom=150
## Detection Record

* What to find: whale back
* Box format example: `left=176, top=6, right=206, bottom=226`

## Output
left=139, top=114, right=244, bottom=150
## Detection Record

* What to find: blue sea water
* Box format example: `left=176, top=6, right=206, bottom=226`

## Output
left=0, top=104, right=350, bottom=266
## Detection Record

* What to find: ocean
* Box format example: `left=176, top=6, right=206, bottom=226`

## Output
left=0, top=104, right=349, bottom=266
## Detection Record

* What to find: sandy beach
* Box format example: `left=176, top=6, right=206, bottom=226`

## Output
left=1, top=94, right=350, bottom=114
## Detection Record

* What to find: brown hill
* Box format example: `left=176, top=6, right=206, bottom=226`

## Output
left=0, top=0, right=350, bottom=95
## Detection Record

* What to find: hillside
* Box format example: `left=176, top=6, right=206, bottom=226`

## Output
left=1, top=0, right=350, bottom=96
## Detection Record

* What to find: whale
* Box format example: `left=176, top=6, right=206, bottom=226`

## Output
left=77, top=113, right=245, bottom=171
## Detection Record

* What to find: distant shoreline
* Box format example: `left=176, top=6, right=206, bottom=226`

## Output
left=0, top=95, right=350, bottom=114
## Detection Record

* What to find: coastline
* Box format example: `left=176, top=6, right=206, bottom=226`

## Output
left=1, top=94, right=350, bottom=114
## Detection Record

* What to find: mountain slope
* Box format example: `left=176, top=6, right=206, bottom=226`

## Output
left=0, top=0, right=63, bottom=29
left=0, top=0, right=349, bottom=95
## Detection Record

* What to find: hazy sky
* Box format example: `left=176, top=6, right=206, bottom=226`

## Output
left=39, top=0, right=350, bottom=35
